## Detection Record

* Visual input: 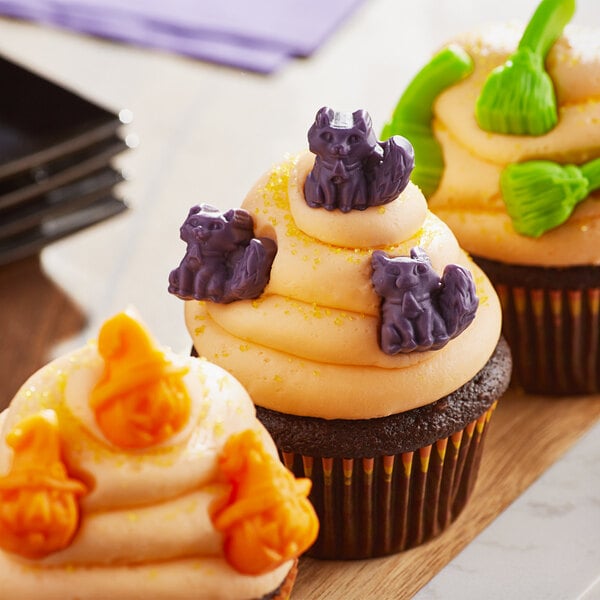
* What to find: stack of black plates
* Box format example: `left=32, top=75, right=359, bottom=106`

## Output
left=0, top=55, right=129, bottom=266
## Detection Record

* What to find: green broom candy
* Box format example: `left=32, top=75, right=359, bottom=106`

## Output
left=381, top=44, right=473, bottom=198
left=500, top=157, right=600, bottom=237
left=475, top=0, right=575, bottom=136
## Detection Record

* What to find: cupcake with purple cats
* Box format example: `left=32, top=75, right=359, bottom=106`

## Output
left=169, top=106, right=511, bottom=558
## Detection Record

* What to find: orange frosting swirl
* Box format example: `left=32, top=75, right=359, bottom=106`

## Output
left=428, top=23, right=600, bottom=266
left=90, top=312, right=191, bottom=449
left=0, top=410, right=87, bottom=559
left=211, top=429, right=318, bottom=575
left=184, top=153, right=502, bottom=419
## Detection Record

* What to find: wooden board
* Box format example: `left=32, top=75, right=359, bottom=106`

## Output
left=1, top=256, right=599, bottom=599
left=0, top=256, right=86, bottom=410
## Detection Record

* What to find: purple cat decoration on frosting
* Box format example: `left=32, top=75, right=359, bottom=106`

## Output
left=168, top=204, right=277, bottom=303
left=304, top=107, right=415, bottom=213
left=371, top=248, right=478, bottom=354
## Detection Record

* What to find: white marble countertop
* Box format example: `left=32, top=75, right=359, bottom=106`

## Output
left=0, top=0, right=598, bottom=597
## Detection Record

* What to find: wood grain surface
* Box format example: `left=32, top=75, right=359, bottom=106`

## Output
left=1, top=256, right=598, bottom=599
left=0, top=256, right=86, bottom=410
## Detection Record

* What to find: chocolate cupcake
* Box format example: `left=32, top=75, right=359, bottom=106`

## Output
left=169, top=106, right=511, bottom=558
left=257, top=338, right=510, bottom=558
left=383, top=0, right=600, bottom=394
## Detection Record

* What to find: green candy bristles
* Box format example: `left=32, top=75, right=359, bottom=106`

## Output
left=500, top=157, right=600, bottom=237
left=381, top=44, right=473, bottom=198
left=475, top=0, right=575, bottom=136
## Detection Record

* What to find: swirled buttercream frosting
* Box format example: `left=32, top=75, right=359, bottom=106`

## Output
left=426, top=23, right=600, bottom=266
left=177, top=108, right=502, bottom=419
left=0, top=312, right=317, bottom=600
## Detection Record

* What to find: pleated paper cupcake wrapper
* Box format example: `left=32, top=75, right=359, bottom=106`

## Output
left=280, top=403, right=496, bottom=560
left=496, top=284, right=600, bottom=395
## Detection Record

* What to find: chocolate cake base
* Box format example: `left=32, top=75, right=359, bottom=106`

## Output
left=255, top=338, right=511, bottom=560
left=473, top=256, right=600, bottom=395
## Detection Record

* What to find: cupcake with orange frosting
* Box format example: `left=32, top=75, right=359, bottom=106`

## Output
left=169, top=106, right=511, bottom=558
left=0, top=311, right=317, bottom=599
left=383, top=0, right=600, bottom=394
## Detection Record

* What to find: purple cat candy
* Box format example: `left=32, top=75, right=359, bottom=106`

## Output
left=168, top=204, right=277, bottom=303
left=371, top=247, right=478, bottom=354
left=304, top=107, right=414, bottom=213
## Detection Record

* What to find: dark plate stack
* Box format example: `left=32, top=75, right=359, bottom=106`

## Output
left=0, top=55, right=129, bottom=266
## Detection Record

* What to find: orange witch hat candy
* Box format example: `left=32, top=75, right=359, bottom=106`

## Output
left=0, top=410, right=87, bottom=559
left=211, top=429, right=319, bottom=575
left=90, top=312, right=191, bottom=449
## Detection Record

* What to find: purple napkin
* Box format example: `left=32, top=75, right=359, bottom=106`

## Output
left=0, top=0, right=365, bottom=73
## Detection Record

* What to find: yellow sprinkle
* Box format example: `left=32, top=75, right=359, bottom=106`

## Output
left=239, top=344, right=250, bottom=352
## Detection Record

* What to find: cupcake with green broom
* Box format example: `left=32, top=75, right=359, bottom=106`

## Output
left=383, top=0, right=600, bottom=395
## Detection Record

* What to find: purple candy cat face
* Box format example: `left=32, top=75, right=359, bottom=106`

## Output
left=181, top=205, right=252, bottom=252
left=304, top=106, right=414, bottom=212
left=169, top=203, right=277, bottom=303
left=308, top=107, right=378, bottom=165
left=372, top=248, right=437, bottom=296
left=371, top=247, right=478, bottom=354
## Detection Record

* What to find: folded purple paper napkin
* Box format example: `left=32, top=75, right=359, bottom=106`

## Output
left=0, top=0, right=365, bottom=73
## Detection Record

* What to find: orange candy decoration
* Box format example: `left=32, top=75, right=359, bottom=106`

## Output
left=0, top=410, right=87, bottom=559
left=90, top=312, right=191, bottom=449
left=211, top=429, right=319, bottom=575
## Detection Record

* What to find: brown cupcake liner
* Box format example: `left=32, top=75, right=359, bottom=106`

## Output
left=495, top=284, right=600, bottom=395
left=472, top=256, right=600, bottom=395
left=278, top=403, right=496, bottom=560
